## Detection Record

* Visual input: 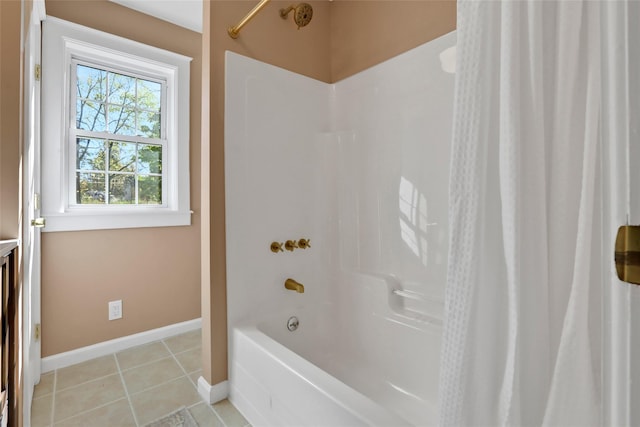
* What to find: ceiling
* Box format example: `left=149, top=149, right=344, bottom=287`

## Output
left=109, top=0, right=203, bottom=33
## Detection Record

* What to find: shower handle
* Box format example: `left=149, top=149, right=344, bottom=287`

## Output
left=271, top=242, right=284, bottom=253
left=285, top=240, right=299, bottom=251
left=298, top=238, right=311, bottom=249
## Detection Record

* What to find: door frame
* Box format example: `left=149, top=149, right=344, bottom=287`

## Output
left=21, top=0, right=46, bottom=424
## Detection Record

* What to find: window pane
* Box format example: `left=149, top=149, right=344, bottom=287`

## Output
left=138, top=176, right=162, bottom=205
left=71, top=62, right=169, bottom=209
left=108, top=141, right=136, bottom=173
left=108, top=71, right=136, bottom=107
left=76, top=172, right=105, bottom=204
left=138, top=111, right=161, bottom=139
left=108, top=105, right=136, bottom=135
left=76, top=99, right=106, bottom=132
left=137, top=144, right=162, bottom=174
left=77, top=65, right=106, bottom=102
left=76, top=138, right=106, bottom=171
left=109, top=175, right=135, bottom=204
left=137, top=79, right=161, bottom=113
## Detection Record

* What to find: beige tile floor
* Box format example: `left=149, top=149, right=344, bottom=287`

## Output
left=31, top=330, right=250, bottom=427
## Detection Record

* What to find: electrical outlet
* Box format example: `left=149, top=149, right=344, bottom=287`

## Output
left=108, top=300, right=122, bottom=320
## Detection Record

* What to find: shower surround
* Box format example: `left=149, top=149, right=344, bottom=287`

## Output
left=224, top=31, right=455, bottom=426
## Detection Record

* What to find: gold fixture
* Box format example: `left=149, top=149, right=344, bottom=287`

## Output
left=285, top=278, right=304, bottom=293
left=615, top=225, right=640, bottom=285
left=285, top=240, right=298, bottom=251
left=280, top=3, right=313, bottom=29
left=228, top=0, right=271, bottom=39
left=31, top=217, right=46, bottom=228
left=298, top=238, right=311, bottom=249
left=270, top=242, right=284, bottom=253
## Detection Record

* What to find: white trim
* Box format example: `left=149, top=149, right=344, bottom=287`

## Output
left=41, top=17, right=191, bottom=232
left=41, top=318, right=201, bottom=372
left=34, top=0, right=47, bottom=22
left=197, top=377, right=229, bottom=405
left=42, top=211, right=192, bottom=232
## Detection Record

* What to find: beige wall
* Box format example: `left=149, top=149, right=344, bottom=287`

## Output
left=0, top=0, right=22, bottom=240
left=42, top=0, right=202, bottom=356
left=330, top=0, right=456, bottom=82
left=202, top=0, right=455, bottom=384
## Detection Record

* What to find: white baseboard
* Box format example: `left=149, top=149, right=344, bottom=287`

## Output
left=197, top=376, right=228, bottom=404
left=42, top=318, right=201, bottom=372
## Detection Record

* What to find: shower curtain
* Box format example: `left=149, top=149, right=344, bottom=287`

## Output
left=439, top=1, right=635, bottom=425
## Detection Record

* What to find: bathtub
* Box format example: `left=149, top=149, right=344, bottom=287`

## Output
left=229, top=277, right=441, bottom=427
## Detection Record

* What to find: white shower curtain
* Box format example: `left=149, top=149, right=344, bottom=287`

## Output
left=438, top=1, right=632, bottom=425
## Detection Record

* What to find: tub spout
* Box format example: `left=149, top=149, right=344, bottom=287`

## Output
left=285, top=278, right=304, bottom=293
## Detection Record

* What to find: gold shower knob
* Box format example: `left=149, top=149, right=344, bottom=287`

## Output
left=270, top=242, right=284, bottom=253
left=284, top=240, right=299, bottom=251
left=298, top=238, right=311, bottom=249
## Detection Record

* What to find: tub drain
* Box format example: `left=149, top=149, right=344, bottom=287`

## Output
left=287, top=316, right=299, bottom=332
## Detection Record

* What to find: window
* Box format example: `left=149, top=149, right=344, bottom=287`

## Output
left=42, top=17, right=191, bottom=231
left=73, top=63, right=165, bottom=206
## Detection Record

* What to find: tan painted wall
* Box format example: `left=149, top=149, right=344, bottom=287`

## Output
left=0, top=0, right=22, bottom=240
left=202, top=0, right=455, bottom=384
left=330, top=0, right=456, bottom=82
left=41, top=0, right=202, bottom=356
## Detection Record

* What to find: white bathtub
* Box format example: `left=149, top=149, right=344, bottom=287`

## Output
left=229, top=277, right=441, bottom=427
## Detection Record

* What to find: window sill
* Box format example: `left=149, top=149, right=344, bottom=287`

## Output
left=42, top=210, right=192, bottom=232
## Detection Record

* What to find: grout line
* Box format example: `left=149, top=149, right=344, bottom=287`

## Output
left=159, top=338, right=209, bottom=418
left=212, top=405, right=231, bottom=427
left=54, top=371, right=119, bottom=393
left=114, top=353, right=141, bottom=427
left=161, top=340, right=192, bottom=381
left=187, top=400, right=228, bottom=427
left=50, top=370, right=57, bottom=426
left=50, top=397, right=130, bottom=425
left=119, top=351, right=174, bottom=373
left=206, top=395, right=229, bottom=427
left=117, top=371, right=186, bottom=398
left=163, top=329, right=201, bottom=355
left=160, top=339, right=229, bottom=427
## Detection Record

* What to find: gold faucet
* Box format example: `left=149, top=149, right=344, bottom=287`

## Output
left=284, top=278, right=304, bottom=293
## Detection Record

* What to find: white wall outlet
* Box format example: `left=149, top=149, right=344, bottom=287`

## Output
left=108, top=300, right=122, bottom=320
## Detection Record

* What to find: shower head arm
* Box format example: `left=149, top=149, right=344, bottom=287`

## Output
left=280, top=5, right=295, bottom=19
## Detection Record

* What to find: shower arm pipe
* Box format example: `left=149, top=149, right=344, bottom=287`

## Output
left=228, top=0, right=271, bottom=39
left=279, top=5, right=294, bottom=18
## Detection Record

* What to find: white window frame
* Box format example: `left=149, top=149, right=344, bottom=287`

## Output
left=42, top=17, right=191, bottom=232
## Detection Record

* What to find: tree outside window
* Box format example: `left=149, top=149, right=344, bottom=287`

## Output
left=74, top=63, right=164, bottom=205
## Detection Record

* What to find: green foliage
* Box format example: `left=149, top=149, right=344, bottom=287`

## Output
left=75, top=64, right=163, bottom=205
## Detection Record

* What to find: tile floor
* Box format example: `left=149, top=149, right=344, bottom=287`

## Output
left=31, top=329, right=250, bottom=427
